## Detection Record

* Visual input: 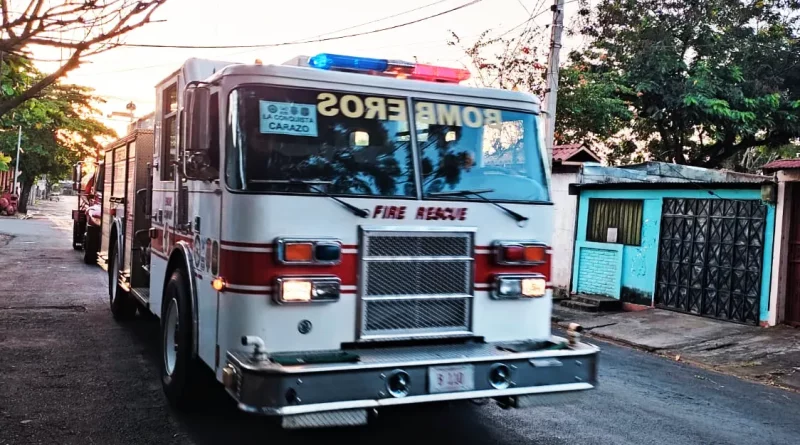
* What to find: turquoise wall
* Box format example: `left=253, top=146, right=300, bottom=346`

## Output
left=571, top=188, right=776, bottom=322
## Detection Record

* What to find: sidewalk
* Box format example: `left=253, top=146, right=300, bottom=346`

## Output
left=553, top=306, right=800, bottom=392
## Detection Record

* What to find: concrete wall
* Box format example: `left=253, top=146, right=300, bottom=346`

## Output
left=572, top=188, right=776, bottom=323
left=550, top=171, right=579, bottom=296
left=573, top=242, right=623, bottom=297
left=768, top=171, right=800, bottom=326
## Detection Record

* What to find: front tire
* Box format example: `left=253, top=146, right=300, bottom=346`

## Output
left=109, top=243, right=136, bottom=320
left=161, top=268, right=206, bottom=410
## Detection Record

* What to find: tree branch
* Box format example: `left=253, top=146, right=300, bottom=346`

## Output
left=1, top=0, right=15, bottom=38
left=0, top=0, right=168, bottom=119
left=0, top=50, right=82, bottom=117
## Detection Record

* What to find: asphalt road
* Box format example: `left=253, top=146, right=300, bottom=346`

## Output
left=1, top=197, right=800, bottom=445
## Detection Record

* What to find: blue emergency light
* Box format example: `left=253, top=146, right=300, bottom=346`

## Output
left=306, top=53, right=470, bottom=83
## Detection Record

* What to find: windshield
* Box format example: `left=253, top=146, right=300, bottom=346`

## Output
left=225, top=86, right=416, bottom=198
left=225, top=86, right=549, bottom=203
left=413, top=99, right=549, bottom=202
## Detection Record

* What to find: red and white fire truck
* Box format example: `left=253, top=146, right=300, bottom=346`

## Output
left=97, top=53, right=599, bottom=428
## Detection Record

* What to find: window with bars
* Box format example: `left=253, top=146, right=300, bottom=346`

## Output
left=586, top=198, right=643, bottom=246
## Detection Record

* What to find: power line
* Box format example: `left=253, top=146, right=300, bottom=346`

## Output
left=307, top=0, right=450, bottom=39
left=56, top=0, right=483, bottom=50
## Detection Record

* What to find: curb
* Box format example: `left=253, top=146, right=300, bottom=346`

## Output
left=552, top=319, right=800, bottom=394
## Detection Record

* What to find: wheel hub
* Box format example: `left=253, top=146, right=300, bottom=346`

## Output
left=164, top=298, right=179, bottom=376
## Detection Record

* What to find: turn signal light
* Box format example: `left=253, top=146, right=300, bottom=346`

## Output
left=212, top=277, right=227, bottom=291
left=493, top=241, right=548, bottom=265
left=285, top=243, right=314, bottom=262
left=276, top=238, right=342, bottom=265
left=524, top=245, right=546, bottom=263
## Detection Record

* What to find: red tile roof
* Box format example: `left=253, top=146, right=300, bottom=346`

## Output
left=761, top=159, right=800, bottom=172
left=553, top=144, right=600, bottom=163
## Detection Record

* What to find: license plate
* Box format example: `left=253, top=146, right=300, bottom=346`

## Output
left=428, top=365, right=475, bottom=394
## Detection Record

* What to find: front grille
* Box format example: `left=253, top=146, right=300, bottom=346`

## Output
left=364, top=261, right=470, bottom=296
left=359, top=229, right=474, bottom=339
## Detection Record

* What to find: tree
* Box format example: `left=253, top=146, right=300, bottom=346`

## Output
left=0, top=0, right=168, bottom=118
left=574, top=0, right=800, bottom=166
left=0, top=151, right=10, bottom=171
left=448, top=6, right=633, bottom=150
left=0, top=58, right=114, bottom=212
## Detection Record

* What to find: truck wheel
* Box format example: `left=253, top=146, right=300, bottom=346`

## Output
left=109, top=244, right=137, bottom=320
left=161, top=268, right=206, bottom=410
left=83, top=226, right=99, bottom=265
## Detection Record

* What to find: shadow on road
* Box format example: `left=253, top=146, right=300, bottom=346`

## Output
left=121, top=313, right=518, bottom=445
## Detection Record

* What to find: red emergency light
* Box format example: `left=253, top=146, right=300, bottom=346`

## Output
left=307, top=53, right=471, bottom=84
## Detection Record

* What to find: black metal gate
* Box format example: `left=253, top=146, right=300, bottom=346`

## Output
left=655, top=198, right=766, bottom=325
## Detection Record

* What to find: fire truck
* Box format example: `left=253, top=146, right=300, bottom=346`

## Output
left=98, top=53, right=599, bottom=428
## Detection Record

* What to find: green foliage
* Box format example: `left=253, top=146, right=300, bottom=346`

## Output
left=576, top=0, right=800, bottom=167
left=451, top=0, right=800, bottom=169
left=447, top=2, right=633, bottom=150
left=555, top=63, right=634, bottom=145
left=0, top=55, right=115, bottom=206
left=0, top=151, right=10, bottom=171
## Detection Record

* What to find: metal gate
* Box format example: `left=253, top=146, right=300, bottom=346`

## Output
left=655, top=198, right=766, bottom=325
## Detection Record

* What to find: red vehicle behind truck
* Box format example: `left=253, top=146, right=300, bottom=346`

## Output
left=71, top=160, right=104, bottom=264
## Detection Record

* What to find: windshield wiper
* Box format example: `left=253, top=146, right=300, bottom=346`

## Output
left=249, top=179, right=369, bottom=218
left=429, top=189, right=529, bottom=223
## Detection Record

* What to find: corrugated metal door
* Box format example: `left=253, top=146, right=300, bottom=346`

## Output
left=655, top=198, right=766, bottom=325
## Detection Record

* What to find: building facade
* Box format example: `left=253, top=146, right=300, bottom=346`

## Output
left=549, top=144, right=602, bottom=298
left=760, top=160, right=800, bottom=327
left=569, top=162, right=777, bottom=326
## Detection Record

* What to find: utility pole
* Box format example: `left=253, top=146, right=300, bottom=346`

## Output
left=543, top=0, right=565, bottom=166
left=13, top=125, right=21, bottom=195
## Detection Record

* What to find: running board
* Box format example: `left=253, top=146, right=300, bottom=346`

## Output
left=131, top=288, right=150, bottom=307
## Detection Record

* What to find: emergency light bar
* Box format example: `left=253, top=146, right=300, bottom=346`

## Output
left=307, top=53, right=471, bottom=83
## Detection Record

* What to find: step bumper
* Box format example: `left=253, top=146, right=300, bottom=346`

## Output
left=222, top=336, right=600, bottom=416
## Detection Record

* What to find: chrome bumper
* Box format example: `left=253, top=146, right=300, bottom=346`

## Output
left=222, top=336, right=599, bottom=423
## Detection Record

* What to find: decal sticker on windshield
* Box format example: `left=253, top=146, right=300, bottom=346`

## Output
left=415, top=102, right=501, bottom=128
left=259, top=100, right=318, bottom=137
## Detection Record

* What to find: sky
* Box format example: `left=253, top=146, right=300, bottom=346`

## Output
left=30, top=0, right=590, bottom=137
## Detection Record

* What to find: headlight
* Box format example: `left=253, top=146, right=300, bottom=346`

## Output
left=492, top=274, right=546, bottom=299
left=274, top=276, right=341, bottom=304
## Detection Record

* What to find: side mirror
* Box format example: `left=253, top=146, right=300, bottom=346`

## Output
left=72, top=163, right=82, bottom=192
left=184, top=86, right=211, bottom=152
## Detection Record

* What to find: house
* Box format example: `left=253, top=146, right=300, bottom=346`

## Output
left=549, top=143, right=602, bottom=298
left=758, top=159, right=800, bottom=327
left=566, top=162, right=778, bottom=326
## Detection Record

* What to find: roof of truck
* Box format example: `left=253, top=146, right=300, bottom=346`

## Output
left=201, top=60, right=541, bottom=112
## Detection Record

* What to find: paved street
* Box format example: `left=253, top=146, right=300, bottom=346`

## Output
left=2, top=197, right=800, bottom=445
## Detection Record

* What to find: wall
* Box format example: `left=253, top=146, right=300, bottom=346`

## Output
left=550, top=171, right=579, bottom=296
left=572, top=188, right=776, bottom=322
left=768, top=171, right=800, bottom=326
left=573, top=241, right=623, bottom=297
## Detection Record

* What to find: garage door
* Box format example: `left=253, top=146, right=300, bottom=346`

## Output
left=655, top=198, right=766, bottom=325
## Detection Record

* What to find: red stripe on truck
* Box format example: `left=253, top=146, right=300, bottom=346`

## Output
left=217, top=248, right=550, bottom=288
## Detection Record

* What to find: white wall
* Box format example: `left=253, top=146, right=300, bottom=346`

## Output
left=769, top=171, right=799, bottom=326
left=550, top=171, right=579, bottom=296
